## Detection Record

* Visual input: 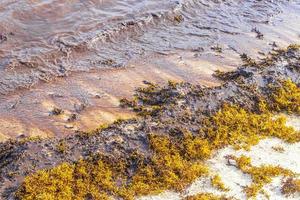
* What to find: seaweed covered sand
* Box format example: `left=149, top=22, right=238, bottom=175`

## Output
left=0, top=45, right=300, bottom=199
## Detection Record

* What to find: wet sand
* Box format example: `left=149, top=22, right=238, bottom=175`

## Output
left=0, top=53, right=234, bottom=141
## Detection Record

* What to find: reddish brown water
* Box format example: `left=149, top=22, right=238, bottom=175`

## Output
left=0, top=0, right=300, bottom=95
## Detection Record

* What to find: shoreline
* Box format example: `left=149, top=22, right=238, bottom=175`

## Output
left=0, top=52, right=235, bottom=141
left=0, top=1, right=300, bottom=199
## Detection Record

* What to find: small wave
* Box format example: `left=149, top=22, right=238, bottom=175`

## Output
left=0, top=0, right=298, bottom=95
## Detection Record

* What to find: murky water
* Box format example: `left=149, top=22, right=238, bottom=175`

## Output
left=0, top=0, right=300, bottom=140
left=0, top=0, right=299, bottom=95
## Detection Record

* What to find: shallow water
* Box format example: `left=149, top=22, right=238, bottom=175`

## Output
left=0, top=0, right=300, bottom=95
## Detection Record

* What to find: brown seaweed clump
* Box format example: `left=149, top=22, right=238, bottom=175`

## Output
left=16, top=104, right=300, bottom=200
left=17, top=135, right=209, bottom=200
left=281, top=178, right=300, bottom=197
left=269, top=79, right=300, bottom=114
